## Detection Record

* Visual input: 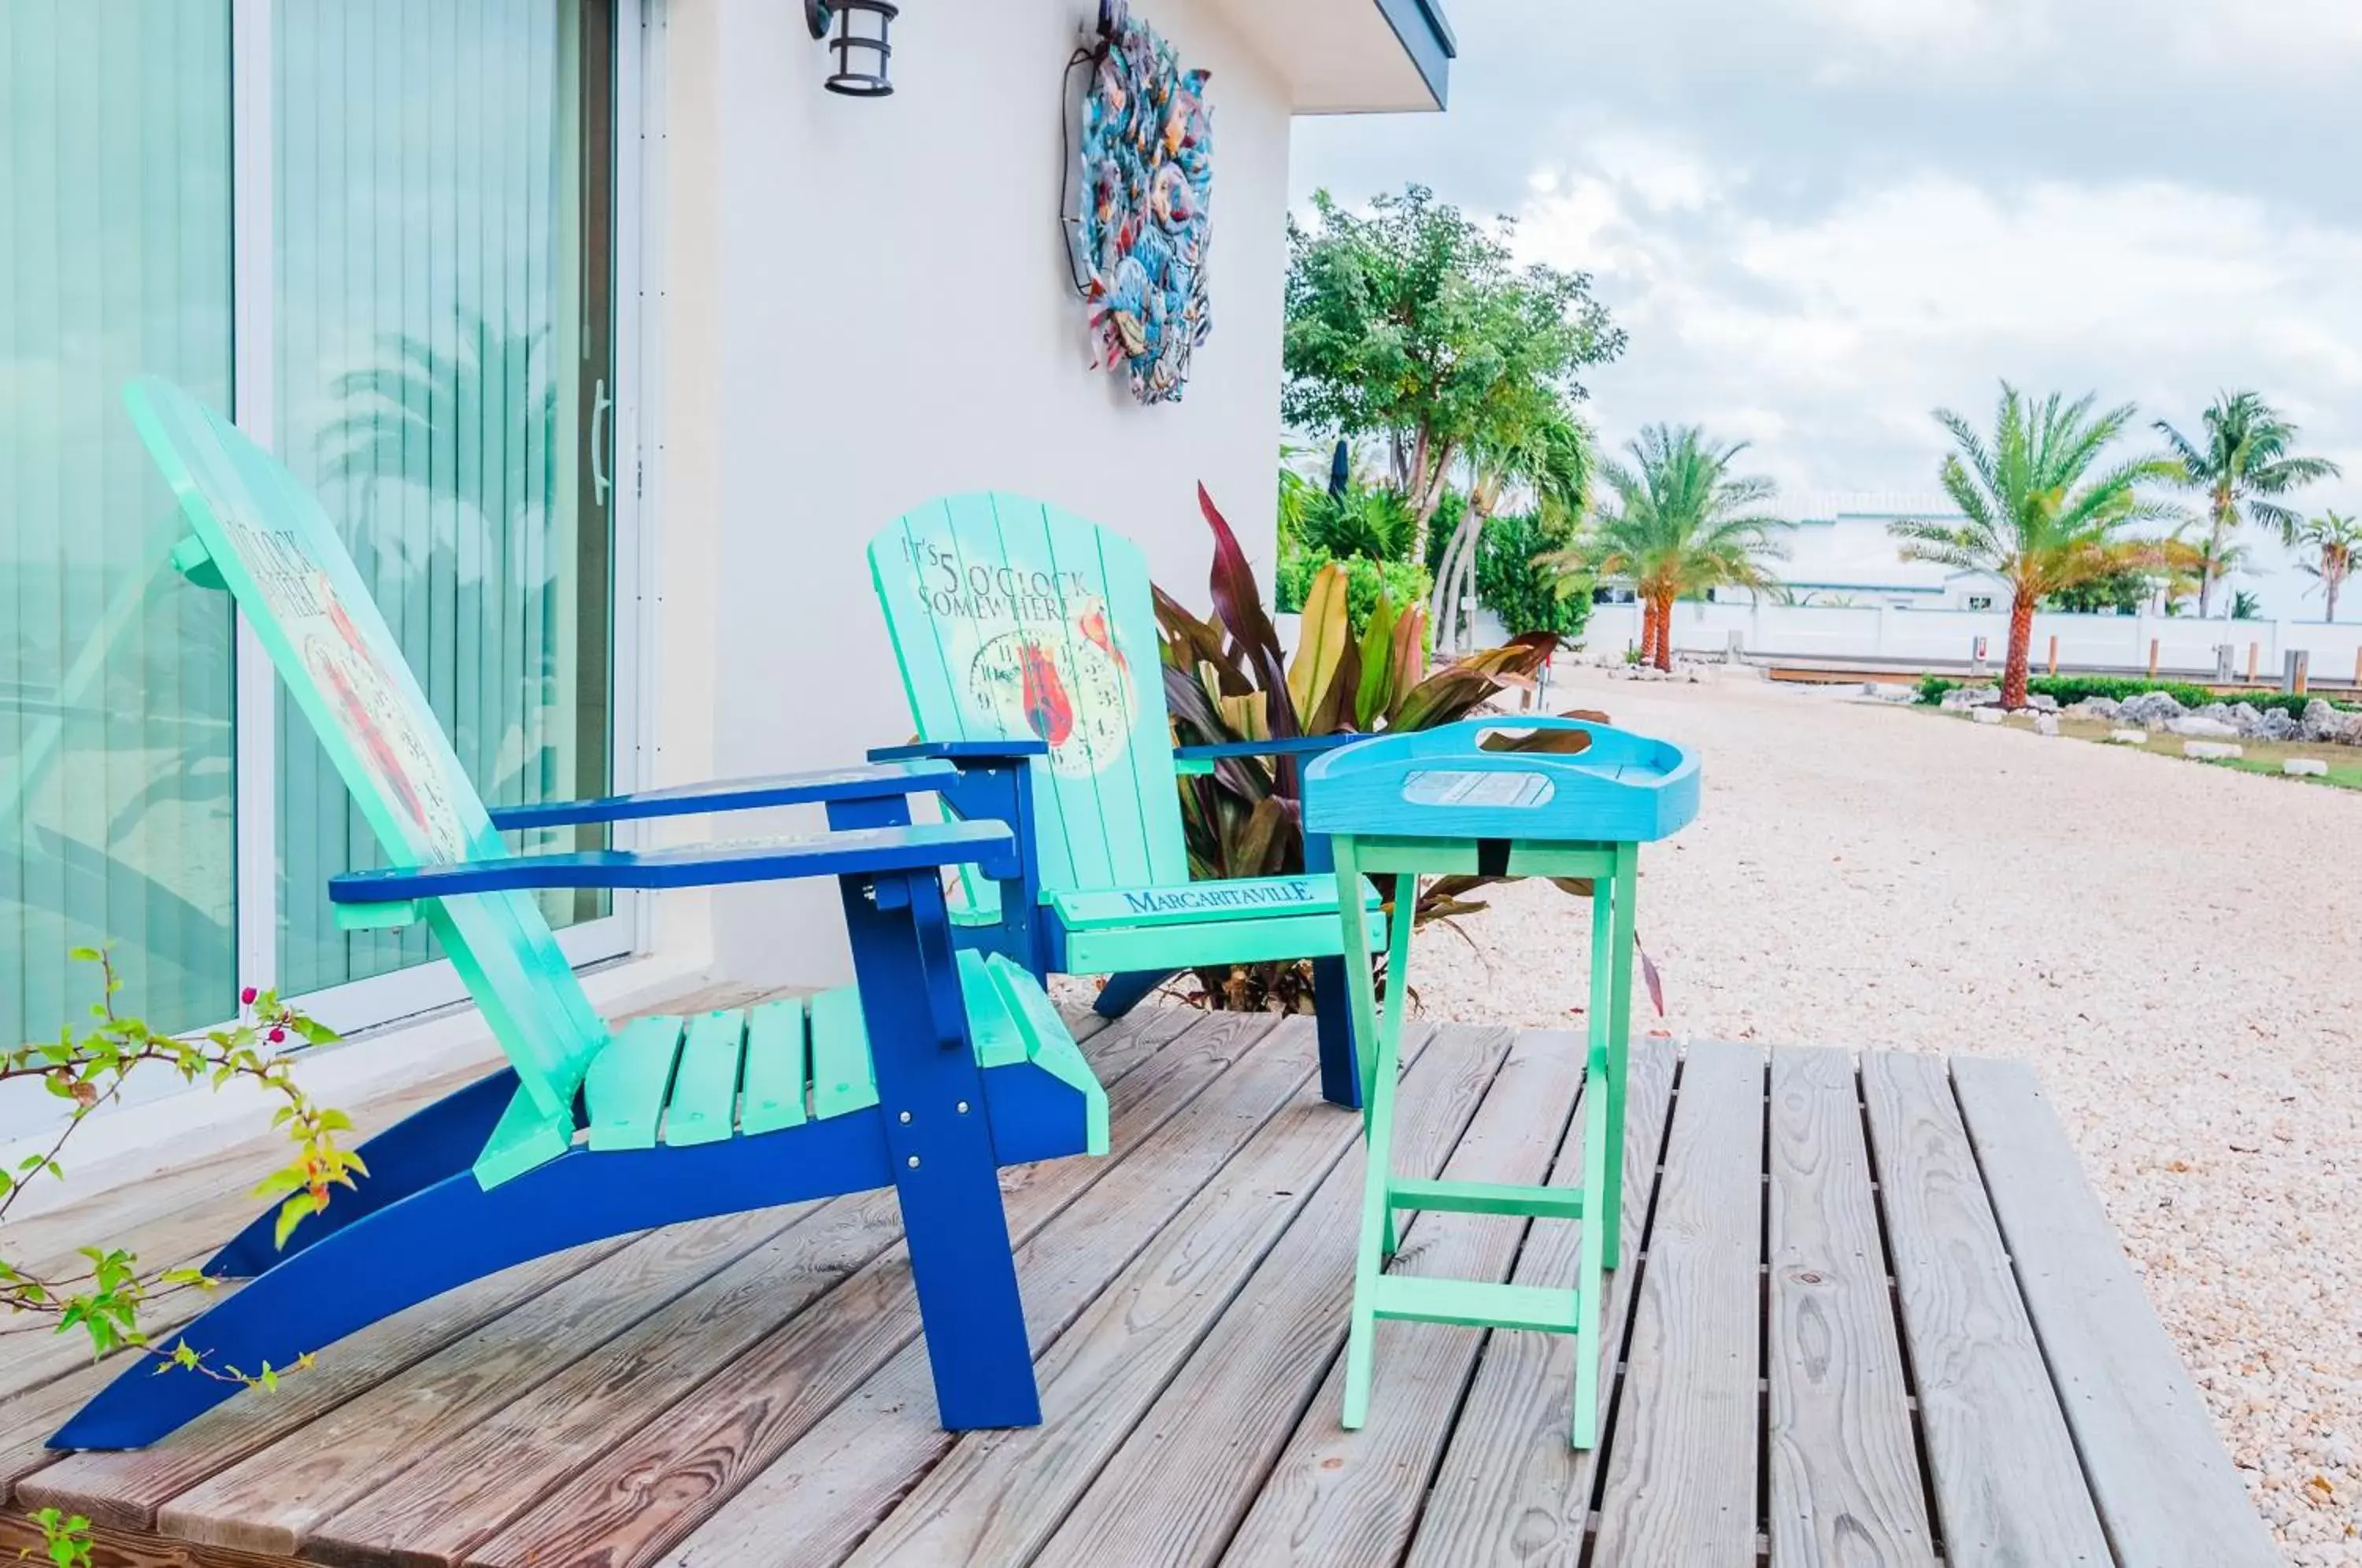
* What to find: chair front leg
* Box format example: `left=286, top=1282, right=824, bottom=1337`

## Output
left=835, top=836, right=1042, bottom=1431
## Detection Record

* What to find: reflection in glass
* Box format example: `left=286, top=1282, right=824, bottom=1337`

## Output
left=0, top=3, right=237, bottom=1055
left=273, top=0, right=611, bottom=993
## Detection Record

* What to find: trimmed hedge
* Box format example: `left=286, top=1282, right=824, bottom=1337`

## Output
left=1914, top=673, right=2356, bottom=717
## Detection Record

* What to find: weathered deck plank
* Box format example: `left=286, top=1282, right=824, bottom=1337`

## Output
left=1401, top=1037, right=1678, bottom=1568
left=1952, top=1056, right=2281, bottom=1568
left=158, top=1006, right=1149, bottom=1557
left=19, top=1239, right=636, bottom=1529
left=157, top=1204, right=827, bottom=1551
left=2, top=1017, right=2279, bottom=1568
left=842, top=1026, right=1504, bottom=1568
left=1213, top=1029, right=1584, bottom=1568
left=648, top=1015, right=1339, bottom=1568
left=1592, top=1039, right=1764, bottom=1568
left=1766, top=1046, right=1934, bottom=1566
left=1027, top=1025, right=1486, bottom=1568
left=299, top=1004, right=1224, bottom=1566
left=1861, top=1049, right=2110, bottom=1566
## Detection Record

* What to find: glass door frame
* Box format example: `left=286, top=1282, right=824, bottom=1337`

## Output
left=224, top=0, right=650, bottom=1035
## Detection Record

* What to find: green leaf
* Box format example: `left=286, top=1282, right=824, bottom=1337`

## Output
left=1353, top=592, right=1401, bottom=730
left=1285, top=563, right=1353, bottom=727
left=272, top=1192, right=319, bottom=1251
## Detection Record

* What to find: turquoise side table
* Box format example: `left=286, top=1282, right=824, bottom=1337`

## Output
left=1304, top=716, right=1700, bottom=1448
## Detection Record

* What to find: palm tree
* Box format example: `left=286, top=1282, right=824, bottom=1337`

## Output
left=1543, top=424, right=1788, bottom=671
left=2153, top=391, right=2342, bottom=617
left=1895, top=385, right=2178, bottom=709
left=1431, top=401, right=1589, bottom=653
left=2297, top=510, right=2362, bottom=623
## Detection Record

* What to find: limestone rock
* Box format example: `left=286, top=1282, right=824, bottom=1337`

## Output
left=2034, top=712, right=2060, bottom=736
left=2285, top=758, right=2329, bottom=777
left=2117, top=690, right=2186, bottom=728
left=2167, top=716, right=2242, bottom=739
left=2183, top=741, right=2244, bottom=760
left=1972, top=708, right=2006, bottom=726
left=2108, top=729, right=2149, bottom=745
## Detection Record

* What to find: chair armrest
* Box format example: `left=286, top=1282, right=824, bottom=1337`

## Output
left=328, top=820, right=1019, bottom=905
left=867, top=740, right=1050, bottom=764
left=1172, top=735, right=1371, bottom=762
left=486, top=760, right=959, bottom=830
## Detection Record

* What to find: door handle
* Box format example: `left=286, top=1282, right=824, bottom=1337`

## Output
left=590, top=377, right=613, bottom=507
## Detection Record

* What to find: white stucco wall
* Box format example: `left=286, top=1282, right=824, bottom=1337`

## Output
left=651, top=0, right=1295, bottom=987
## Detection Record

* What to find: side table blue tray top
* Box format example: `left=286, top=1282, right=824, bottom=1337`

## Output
left=1305, top=716, right=1701, bottom=1448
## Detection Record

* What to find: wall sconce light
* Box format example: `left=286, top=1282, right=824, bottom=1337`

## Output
left=805, top=2, right=898, bottom=98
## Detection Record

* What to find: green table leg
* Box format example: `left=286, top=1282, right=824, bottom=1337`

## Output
left=1601, top=841, right=1637, bottom=1271
left=1332, top=834, right=1639, bottom=1450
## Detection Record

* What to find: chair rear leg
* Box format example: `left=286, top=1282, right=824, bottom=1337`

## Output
left=1311, top=956, right=1363, bottom=1111
left=205, top=1068, right=520, bottom=1278
left=1305, top=832, right=1364, bottom=1111
left=1091, top=967, right=1175, bottom=1019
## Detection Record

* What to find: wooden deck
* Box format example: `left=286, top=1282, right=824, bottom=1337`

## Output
left=0, top=1004, right=2277, bottom=1567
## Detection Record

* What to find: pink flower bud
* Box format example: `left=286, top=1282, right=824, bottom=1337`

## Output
left=241, top=986, right=259, bottom=1005
left=268, top=1026, right=287, bottom=1044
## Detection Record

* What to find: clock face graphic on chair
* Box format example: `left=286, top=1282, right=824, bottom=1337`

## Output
left=965, top=623, right=1135, bottom=779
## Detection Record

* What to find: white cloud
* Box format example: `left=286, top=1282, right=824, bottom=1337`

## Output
left=1505, top=150, right=2362, bottom=612
left=1290, top=0, right=2362, bottom=615
left=1786, top=0, right=2059, bottom=72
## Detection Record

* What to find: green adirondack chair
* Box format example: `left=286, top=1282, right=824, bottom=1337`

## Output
left=52, top=380, right=1101, bottom=1451
left=868, top=494, right=1381, bottom=1108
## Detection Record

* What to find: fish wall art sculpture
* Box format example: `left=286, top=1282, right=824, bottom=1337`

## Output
left=1071, top=0, right=1212, bottom=406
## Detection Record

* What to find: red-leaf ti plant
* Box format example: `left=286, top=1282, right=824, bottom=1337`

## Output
left=1155, top=484, right=1656, bottom=1015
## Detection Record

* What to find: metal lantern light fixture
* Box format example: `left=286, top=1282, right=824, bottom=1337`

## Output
left=805, top=1, right=897, bottom=98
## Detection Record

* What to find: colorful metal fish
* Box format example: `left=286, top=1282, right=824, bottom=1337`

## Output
left=1073, top=0, right=1212, bottom=405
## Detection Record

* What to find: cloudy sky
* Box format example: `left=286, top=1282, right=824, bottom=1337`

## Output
left=1290, top=0, right=2362, bottom=613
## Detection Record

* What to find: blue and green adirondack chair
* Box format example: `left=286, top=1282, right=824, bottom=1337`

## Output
left=50, top=380, right=1103, bottom=1451
left=868, top=496, right=1382, bottom=1109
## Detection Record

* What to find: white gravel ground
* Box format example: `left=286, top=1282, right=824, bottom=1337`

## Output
left=1087, top=663, right=2359, bottom=1556
left=1416, top=666, right=2360, bottom=1559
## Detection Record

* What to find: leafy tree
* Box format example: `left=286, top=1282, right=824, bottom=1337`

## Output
left=2297, top=509, right=2362, bottom=623
left=1896, top=385, right=2178, bottom=709
left=1283, top=184, right=1623, bottom=565
left=1295, top=481, right=1417, bottom=564
left=2043, top=566, right=2149, bottom=615
left=1478, top=509, right=1592, bottom=639
left=1542, top=425, right=1789, bottom=670
left=2153, top=391, right=2342, bottom=617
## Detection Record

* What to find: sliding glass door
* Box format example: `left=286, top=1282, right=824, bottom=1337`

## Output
left=272, top=0, right=620, bottom=995
left=0, top=3, right=239, bottom=1056
left=1, top=0, right=631, bottom=1063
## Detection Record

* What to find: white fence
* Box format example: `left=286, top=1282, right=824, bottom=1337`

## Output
left=1586, top=601, right=2362, bottom=682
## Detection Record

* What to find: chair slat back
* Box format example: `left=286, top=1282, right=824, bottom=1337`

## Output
left=869, top=494, right=1187, bottom=898
left=124, top=378, right=609, bottom=1121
